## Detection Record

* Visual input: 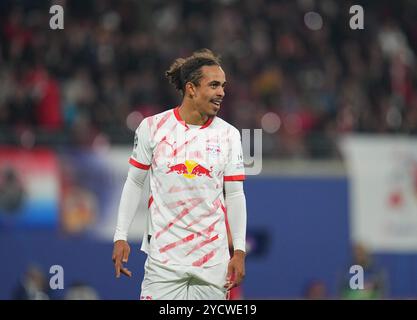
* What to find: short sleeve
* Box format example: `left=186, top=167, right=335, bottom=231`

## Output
left=129, top=119, right=152, bottom=170
left=224, top=128, right=245, bottom=181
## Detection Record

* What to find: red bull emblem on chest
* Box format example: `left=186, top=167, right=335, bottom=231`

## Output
left=167, top=160, right=212, bottom=179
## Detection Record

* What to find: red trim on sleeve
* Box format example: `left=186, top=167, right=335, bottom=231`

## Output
left=224, top=175, right=246, bottom=181
left=129, top=158, right=151, bottom=170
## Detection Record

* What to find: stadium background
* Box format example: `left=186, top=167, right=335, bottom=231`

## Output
left=1, top=0, right=417, bottom=299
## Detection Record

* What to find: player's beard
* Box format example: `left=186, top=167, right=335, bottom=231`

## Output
left=207, top=99, right=221, bottom=116
left=195, top=98, right=220, bottom=118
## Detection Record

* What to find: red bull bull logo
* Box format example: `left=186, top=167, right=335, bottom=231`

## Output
left=166, top=160, right=212, bottom=179
left=166, top=163, right=188, bottom=175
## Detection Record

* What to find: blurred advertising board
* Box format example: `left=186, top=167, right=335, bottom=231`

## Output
left=341, top=135, right=417, bottom=252
left=0, top=148, right=59, bottom=228
left=58, top=147, right=147, bottom=241
left=0, top=147, right=147, bottom=243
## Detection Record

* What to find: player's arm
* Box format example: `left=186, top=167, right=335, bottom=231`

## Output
left=112, top=166, right=148, bottom=278
left=112, top=119, right=152, bottom=278
left=224, top=180, right=247, bottom=290
left=223, top=127, right=247, bottom=290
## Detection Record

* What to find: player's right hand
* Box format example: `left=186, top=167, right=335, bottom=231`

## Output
left=112, top=240, right=132, bottom=278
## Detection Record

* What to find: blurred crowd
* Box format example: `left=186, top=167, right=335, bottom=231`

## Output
left=1, top=0, right=417, bottom=157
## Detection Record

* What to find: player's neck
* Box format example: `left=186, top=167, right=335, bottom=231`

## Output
left=178, top=103, right=210, bottom=126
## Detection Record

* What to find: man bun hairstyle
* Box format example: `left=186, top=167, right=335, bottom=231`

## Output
left=165, top=49, right=221, bottom=95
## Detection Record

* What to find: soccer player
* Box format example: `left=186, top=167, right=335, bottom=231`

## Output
left=112, top=49, right=247, bottom=300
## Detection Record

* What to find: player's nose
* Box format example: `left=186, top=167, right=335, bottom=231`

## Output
left=217, top=87, right=225, bottom=98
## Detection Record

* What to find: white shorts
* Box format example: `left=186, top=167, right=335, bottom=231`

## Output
left=140, top=256, right=228, bottom=300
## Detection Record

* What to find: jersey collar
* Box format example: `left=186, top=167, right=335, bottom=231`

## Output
left=174, top=106, right=214, bottom=129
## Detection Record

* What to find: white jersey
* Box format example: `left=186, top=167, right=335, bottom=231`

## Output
left=130, top=107, right=245, bottom=267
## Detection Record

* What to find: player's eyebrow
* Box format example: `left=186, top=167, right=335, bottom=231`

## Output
left=208, top=80, right=227, bottom=87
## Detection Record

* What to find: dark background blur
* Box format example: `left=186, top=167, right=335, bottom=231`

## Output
left=1, top=0, right=417, bottom=300
left=1, top=0, right=417, bottom=157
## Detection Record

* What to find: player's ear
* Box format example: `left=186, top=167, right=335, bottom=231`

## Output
left=185, top=82, right=196, bottom=98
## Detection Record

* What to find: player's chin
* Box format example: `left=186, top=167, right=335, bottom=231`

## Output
left=207, top=103, right=220, bottom=116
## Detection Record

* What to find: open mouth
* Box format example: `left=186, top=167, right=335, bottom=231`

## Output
left=211, top=100, right=222, bottom=107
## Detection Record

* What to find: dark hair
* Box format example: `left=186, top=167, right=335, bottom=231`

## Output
left=165, top=49, right=221, bottom=95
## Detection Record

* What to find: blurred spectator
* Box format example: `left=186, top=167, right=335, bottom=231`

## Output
left=303, top=280, right=328, bottom=299
left=60, top=161, right=98, bottom=234
left=65, top=281, right=99, bottom=300
left=338, top=243, right=387, bottom=299
left=12, top=264, right=50, bottom=300
left=0, top=166, right=25, bottom=214
left=23, top=65, right=62, bottom=130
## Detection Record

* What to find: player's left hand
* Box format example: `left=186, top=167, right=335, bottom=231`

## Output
left=225, top=250, right=246, bottom=290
